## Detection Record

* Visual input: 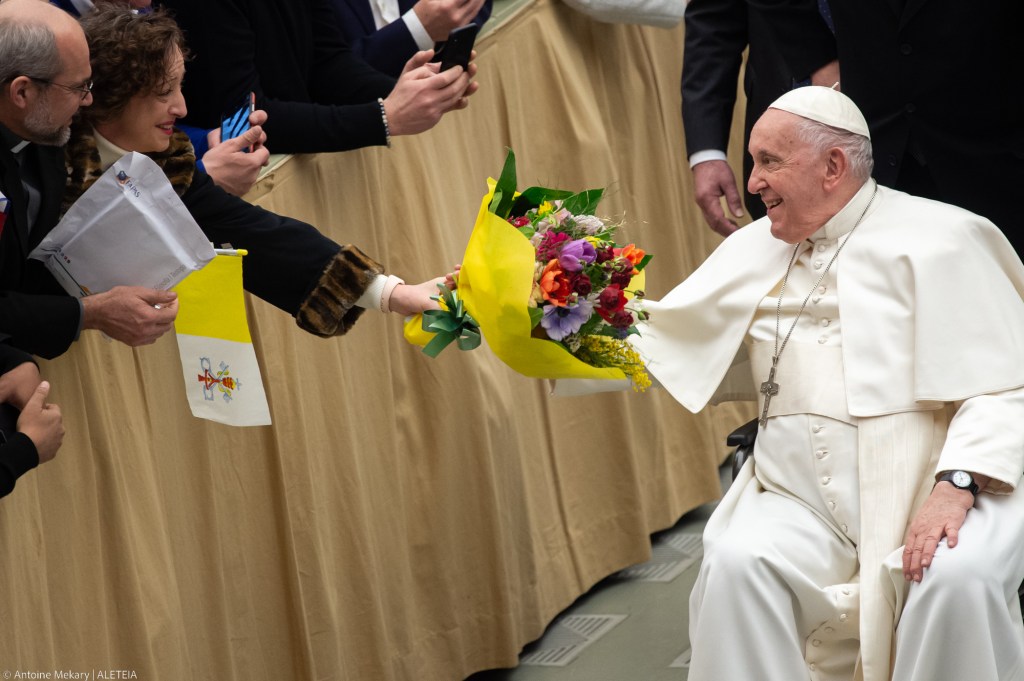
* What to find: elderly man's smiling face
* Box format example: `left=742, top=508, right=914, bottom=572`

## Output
left=747, top=109, right=836, bottom=244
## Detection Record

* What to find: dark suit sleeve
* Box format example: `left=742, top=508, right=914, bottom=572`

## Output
left=0, top=432, right=39, bottom=500
left=330, top=0, right=422, bottom=78
left=747, top=0, right=836, bottom=79
left=169, top=0, right=397, bottom=154
left=0, top=344, right=39, bottom=500
left=681, top=0, right=749, bottom=157
left=0, top=290, right=82, bottom=360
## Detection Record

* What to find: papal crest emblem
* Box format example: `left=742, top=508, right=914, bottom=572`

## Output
left=198, top=357, right=242, bottom=403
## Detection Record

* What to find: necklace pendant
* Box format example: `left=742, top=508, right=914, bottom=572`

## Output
left=758, top=364, right=779, bottom=427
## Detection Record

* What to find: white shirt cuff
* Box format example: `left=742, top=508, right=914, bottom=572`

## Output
left=402, top=10, right=435, bottom=51
left=688, top=149, right=728, bottom=168
left=355, top=274, right=388, bottom=312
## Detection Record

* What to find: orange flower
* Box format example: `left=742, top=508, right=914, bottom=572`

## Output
left=539, top=259, right=572, bottom=307
left=614, top=244, right=646, bottom=274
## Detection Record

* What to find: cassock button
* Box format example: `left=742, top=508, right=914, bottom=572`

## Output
left=821, top=476, right=832, bottom=485
left=818, top=336, right=828, bottom=344
left=825, top=626, right=835, bottom=633
left=901, top=43, right=912, bottom=55
left=816, top=243, right=827, bottom=252
left=814, top=260, right=824, bottom=270
left=888, top=154, right=898, bottom=167
left=812, top=296, right=822, bottom=304
left=839, top=614, right=849, bottom=622
left=905, top=102, right=917, bottom=114
left=809, top=663, right=817, bottom=672
left=815, top=449, right=827, bottom=459
left=818, top=286, right=826, bottom=294
left=812, top=639, right=822, bottom=647
left=820, top=318, right=831, bottom=327
left=841, top=524, right=849, bottom=533
left=828, top=501, right=837, bottom=510
left=812, top=425, right=823, bottom=433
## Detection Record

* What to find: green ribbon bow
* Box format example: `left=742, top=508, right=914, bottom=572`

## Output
left=420, top=284, right=481, bottom=358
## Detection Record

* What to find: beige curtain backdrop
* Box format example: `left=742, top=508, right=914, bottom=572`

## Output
left=0, top=1, right=753, bottom=679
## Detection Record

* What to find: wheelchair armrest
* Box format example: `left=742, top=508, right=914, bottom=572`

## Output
left=727, top=418, right=760, bottom=482
left=726, top=418, right=760, bottom=448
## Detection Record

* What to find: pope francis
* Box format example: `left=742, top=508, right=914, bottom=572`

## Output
left=634, top=87, right=1024, bottom=680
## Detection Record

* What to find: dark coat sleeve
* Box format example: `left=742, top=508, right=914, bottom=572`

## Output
left=746, top=0, right=836, bottom=79
left=167, top=0, right=397, bottom=154
left=681, top=0, right=749, bottom=157
left=181, top=170, right=385, bottom=337
left=0, top=290, right=80, bottom=360
left=0, top=431, right=39, bottom=500
left=330, top=0, right=493, bottom=78
left=0, top=344, right=39, bottom=500
left=0, top=144, right=83, bottom=359
left=182, top=170, right=342, bottom=315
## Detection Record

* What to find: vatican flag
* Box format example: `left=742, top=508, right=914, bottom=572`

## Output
left=173, top=250, right=271, bottom=426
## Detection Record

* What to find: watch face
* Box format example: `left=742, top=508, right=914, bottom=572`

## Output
left=952, top=471, right=972, bottom=488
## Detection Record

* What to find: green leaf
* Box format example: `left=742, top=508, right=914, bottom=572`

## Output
left=488, top=189, right=504, bottom=215
left=562, top=188, right=604, bottom=216
left=510, top=187, right=574, bottom=216
left=528, top=306, right=544, bottom=329
left=491, top=149, right=518, bottom=218
left=635, top=253, right=653, bottom=272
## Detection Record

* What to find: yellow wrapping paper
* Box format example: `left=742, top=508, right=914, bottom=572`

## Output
left=405, top=182, right=645, bottom=380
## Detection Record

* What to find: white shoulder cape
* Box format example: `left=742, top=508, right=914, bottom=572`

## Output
left=634, top=184, right=1024, bottom=416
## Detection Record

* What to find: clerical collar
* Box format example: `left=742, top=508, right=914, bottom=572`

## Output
left=0, top=123, right=29, bottom=155
left=93, top=129, right=131, bottom=170
left=807, top=179, right=879, bottom=243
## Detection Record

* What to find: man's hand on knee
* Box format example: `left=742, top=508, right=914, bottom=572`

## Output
left=901, top=483, right=978, bottom=582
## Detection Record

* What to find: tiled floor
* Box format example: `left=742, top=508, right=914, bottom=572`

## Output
left=464, top=493, right=721, bottom=681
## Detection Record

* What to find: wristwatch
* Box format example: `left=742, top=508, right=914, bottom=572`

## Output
left=936, top=470, right=980, bottom=496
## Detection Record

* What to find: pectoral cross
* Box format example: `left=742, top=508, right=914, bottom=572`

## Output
left=759, top=360, right=780, bottom=427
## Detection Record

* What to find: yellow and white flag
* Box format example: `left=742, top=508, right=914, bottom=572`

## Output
left=173, top=251, right=271, bottom=426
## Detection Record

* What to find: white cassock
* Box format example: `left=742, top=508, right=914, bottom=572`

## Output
left=631, top=181, right=1024, bottom=680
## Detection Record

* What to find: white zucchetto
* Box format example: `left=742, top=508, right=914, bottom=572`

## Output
left=768, top=86, right=871, bottom=139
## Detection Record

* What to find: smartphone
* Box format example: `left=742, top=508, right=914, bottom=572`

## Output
left=436, top=24, right=479, bottom=72
left=219, top=92, right=255, bottom=149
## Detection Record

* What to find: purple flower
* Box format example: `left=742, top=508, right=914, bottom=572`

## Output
left=558, top=239, right=597, bottom=272
left=540, top=299, right=594, bottom=341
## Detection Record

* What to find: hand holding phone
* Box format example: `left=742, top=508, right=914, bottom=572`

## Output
left=219, top=92, right=256, bottom=151
left=434, top=24, right=479, bottom=72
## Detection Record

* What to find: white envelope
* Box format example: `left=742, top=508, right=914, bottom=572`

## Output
left=30, top=151, right=214, bottom=297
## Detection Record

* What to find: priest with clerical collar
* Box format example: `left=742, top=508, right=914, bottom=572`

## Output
left=632, top=87, right=1024, bottom=680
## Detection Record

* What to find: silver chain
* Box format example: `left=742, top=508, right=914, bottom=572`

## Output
left=772, top=186, right=878, bottom=363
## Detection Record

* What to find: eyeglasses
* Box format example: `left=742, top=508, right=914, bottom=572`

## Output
left=28, top=76, right=93, bottom=101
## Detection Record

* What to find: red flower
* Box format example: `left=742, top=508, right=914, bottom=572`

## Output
left=572, top=274, right=593, bottom=296
left=610, top=269, right=633, bottom=288
left=609, top=309, right=635, bottom=330
left=536, top=231, right=571, bottom=261
left=509, top=216, right=531, bottom=227
left=596, top=285, right=627, bottom=322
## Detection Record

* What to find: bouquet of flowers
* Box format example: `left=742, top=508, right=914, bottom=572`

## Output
left=405, top=150, right=652, bottom=390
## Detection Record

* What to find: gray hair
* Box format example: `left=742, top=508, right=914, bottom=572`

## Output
left=0, top=16, right=62, bottom=85
left=793, top=117, right=874, bottom=182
